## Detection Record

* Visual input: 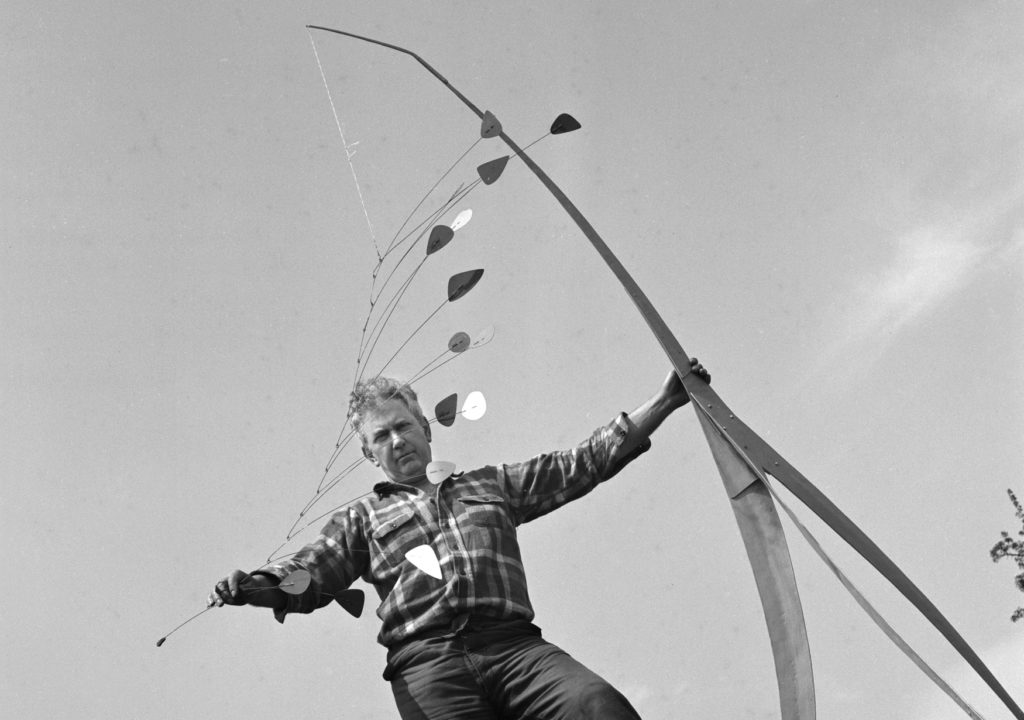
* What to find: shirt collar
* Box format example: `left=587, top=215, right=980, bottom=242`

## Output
left=373, top=472, right=464, bottom=499
left=373, top=481, right=405, bottom=499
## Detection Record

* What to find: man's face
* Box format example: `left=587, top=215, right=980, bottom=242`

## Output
left=361, top=399, right=433, bottom=483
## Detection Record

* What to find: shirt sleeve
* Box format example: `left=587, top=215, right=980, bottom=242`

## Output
left=251, top=505, right=370, bottom=624
left=502, top=412, right=651, bottom=525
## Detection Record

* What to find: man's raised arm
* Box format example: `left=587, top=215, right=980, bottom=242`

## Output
left=623, top=358, right=710, bottom=445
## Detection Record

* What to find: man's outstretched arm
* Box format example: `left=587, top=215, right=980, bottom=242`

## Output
left=625, top=358, right=710, bottom=441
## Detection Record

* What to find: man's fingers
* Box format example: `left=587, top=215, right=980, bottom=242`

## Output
left=208, top=586, right=225, bottom=607
left=688, top=357, right=710, bottom=383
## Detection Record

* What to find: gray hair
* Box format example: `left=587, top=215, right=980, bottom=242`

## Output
left=347, top=376, right=428, bottom=448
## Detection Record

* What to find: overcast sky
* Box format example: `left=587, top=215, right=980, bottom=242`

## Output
left=3, top=1, right=1023, bottom=718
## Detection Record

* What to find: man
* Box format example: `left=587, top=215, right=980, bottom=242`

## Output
left=211, top=359, right=709, bottom=719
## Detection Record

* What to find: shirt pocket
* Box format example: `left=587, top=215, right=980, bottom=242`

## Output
left=368, top=509, right=422, bottom=572
left=457, top=493, right=510, bottom=530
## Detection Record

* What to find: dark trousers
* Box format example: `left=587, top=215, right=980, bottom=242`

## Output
left=385, top=619, right=642, bottom=720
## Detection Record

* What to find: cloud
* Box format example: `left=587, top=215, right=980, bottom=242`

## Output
left=813, top=182, right=1024, bottom=377
left=847, top=225, right=986, bottom=342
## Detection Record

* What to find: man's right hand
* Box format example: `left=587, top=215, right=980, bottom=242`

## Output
left=208, top=569, right=253, bottom=607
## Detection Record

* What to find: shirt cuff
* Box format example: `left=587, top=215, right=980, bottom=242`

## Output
left=250, top=568, right=293, bottom=624
left=605, top=412, right=651, bottom=478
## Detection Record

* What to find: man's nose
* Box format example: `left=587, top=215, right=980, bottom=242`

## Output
left=391, top=431, right=407, bottom=448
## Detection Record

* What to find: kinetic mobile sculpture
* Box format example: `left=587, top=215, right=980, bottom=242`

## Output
left=160, top=23, right=1021, bottom=720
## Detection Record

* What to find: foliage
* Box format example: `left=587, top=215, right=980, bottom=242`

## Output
left=990, top=489, right=1024, bottom=622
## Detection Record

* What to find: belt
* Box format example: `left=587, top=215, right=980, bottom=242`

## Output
left=383, top=615, right=539, bottom=681
left=399, top=612, right=499, bottom=644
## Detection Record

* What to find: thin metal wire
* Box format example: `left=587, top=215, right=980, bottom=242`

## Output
left=307, top=29, right=380, bottom=260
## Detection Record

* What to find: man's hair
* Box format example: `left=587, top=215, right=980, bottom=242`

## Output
left=347, top=376, right=428, bottom=450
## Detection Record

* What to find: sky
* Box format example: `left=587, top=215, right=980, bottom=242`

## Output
left=3, top=1, right=1023, bottom=718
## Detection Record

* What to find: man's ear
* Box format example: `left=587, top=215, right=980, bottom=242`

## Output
left=422, top=421, right=432, bottom=443
left=362, top=445, right=378, bottom=465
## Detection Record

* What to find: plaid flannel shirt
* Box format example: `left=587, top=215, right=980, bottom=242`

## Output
left=258, top=413, right=650, bottom=648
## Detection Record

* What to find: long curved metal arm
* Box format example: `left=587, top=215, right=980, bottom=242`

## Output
left=305, top=25, right=1023, bottom=720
